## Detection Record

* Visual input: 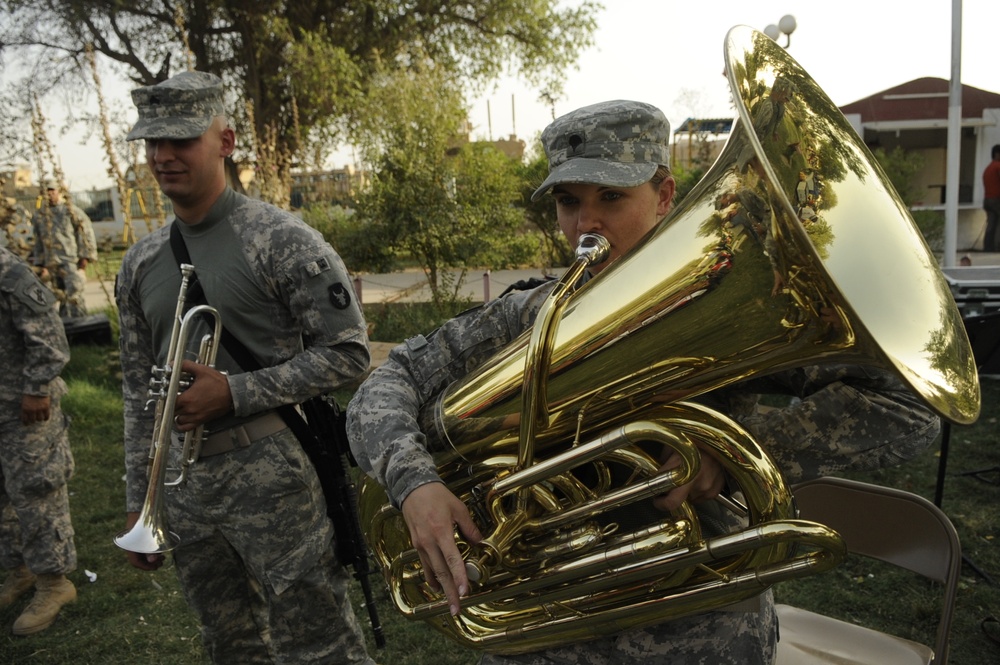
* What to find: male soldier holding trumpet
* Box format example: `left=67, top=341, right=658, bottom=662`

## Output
left=115, top=71, right=375, bottom=664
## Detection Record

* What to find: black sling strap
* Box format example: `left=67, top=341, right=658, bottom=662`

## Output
left=167, top=222, right=323, bottom=450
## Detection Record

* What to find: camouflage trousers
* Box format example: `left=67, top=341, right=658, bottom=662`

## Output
left=478, top=591, right=777, bottom=665
left=165, top=427, right=375, bottom=665
left=0, top=397, right=77, bottom=575
left=53, top=265, right=88, bottom=318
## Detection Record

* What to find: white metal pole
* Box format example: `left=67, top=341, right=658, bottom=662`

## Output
left=943, top=0, right=963, bottom=267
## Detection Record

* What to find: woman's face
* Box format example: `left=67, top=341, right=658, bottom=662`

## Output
left=553, top=178, right=674, bottom=274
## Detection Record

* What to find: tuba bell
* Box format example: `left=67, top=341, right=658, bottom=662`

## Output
left=357, top=26, right=981, bottom=654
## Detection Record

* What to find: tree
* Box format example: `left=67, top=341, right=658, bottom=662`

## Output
left=0, top=0, right=600, bottom=205
left=518, top=148, right=573, bottom=267
left=872, top=146, right=926, bottom=206
left=672, top=163, right=706, bottom=207
left=354, top=59, right=534, bottom=306
left=873, top=146, right=942, bottom=249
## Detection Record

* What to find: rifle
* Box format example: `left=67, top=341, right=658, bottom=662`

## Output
left=299, top=395, right=386, bottom=649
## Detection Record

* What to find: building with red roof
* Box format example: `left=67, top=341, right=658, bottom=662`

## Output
left=841, top=78, right=1000, bottom=251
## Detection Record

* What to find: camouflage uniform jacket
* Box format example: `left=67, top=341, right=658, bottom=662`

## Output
left=347, top=278, right=940, bottom=509
left=116, top=187, right=369, bottom=510
left=31, top=202, right=97, bottom=268
left=0, top=247, right=69, bottom=403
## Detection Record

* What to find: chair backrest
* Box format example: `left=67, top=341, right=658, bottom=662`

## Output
left=791, top=476, right=962, bottom=663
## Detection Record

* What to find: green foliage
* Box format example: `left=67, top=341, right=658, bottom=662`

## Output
left=301, top=203, right=397, bottom=274
left=364, top=301, right=471, bottom=343
left=0, top=1, right=600, bottom=202
left=912, top=209, right=946, bottom=252
left=453, top=143, right=542, bottom=268
left=671, top=163, right=707, bottom=207
left=872, top=146, right=926, bottom=206
left=9, top=338, right=996, bottom=665
left=871, top=147, right=945, bottom=250
left=353, top=60, right=535, bottom=306
left=519, top=148, right=574, bottom=267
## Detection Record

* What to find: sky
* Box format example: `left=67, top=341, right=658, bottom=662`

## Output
left=19, top=0, right=999, bottom=191
left=466, top=0, right=996, bottom=153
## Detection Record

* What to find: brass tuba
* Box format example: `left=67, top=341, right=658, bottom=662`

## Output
left=357, top=26, right=981, bottom=654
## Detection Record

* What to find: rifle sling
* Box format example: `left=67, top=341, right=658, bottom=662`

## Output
left=168, top=222, right=319, bottom=448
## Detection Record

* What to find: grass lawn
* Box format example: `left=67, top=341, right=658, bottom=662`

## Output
left=0, top=340, right=996, bottom=664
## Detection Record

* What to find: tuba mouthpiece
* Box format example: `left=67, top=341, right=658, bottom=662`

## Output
left=576, top=233, right=610, bottom=266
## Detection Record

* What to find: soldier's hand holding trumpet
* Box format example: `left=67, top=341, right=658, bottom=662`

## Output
left=170, top=359, right=233, bottom=432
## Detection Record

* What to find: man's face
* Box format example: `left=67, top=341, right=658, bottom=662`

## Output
left=144, top=119, right=234, bottom=208
left=45, top=189, right=60, bottom=206
left=553, top=178, right=674, bottom=274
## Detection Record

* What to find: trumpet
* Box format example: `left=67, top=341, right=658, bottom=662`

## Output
left=114, top=263, right=222, bottom=554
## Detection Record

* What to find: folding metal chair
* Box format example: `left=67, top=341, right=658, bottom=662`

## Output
left=775, top=477, right=962, bottom=664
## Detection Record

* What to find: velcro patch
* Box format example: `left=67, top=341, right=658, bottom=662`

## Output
left=303, top=256, right=332, bottom=278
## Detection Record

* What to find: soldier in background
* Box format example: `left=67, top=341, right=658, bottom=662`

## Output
left=30, top=184, right=97, bottom=318
left=982, top=144, right=1000, bottom=252
left=0, top=246, right=78, bottom=636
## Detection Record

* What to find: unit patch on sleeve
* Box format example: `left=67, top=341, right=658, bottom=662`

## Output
left=14, top=274, right=57, bottom=313
left=329, top=282, right=351, bottom=309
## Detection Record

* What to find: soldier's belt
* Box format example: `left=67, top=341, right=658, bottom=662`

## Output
left=199, top=411, right=287, bottom=458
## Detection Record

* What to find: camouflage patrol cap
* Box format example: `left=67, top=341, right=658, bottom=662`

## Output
left=126, top=71, right=226, bottom=141
left=531, top=100, right=671, bottom=201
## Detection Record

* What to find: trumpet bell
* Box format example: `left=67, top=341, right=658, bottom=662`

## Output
left=113, top=505, right=180, bottom=554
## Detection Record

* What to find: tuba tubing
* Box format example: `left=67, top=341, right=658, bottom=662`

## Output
left=358, top=26, right=981, bottom=654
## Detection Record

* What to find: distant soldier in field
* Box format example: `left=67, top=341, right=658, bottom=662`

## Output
left=30, top=184, right=97, bottom=318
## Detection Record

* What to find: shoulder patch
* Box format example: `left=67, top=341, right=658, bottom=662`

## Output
left=12, top=271, right=57, bottom=313
left=404, top=334, right=429, bottom=356
left=328, top=282, right=351, bottom=309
